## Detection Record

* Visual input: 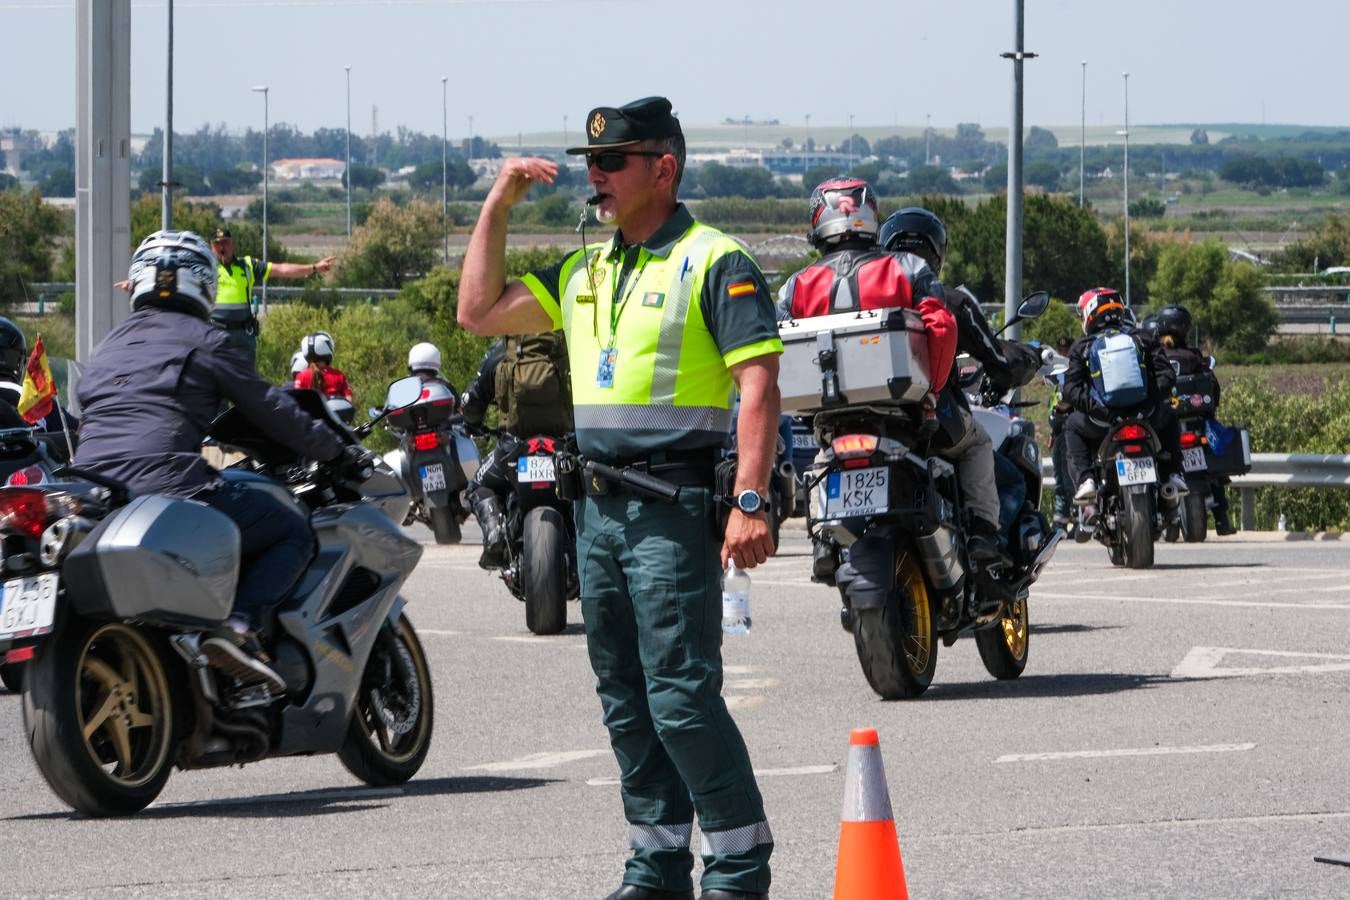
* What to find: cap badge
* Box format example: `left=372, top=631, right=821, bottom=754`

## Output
left=589, top=112, right=606, bottom=139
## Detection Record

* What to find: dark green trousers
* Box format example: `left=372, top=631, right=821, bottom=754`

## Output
left=576, top=486, right=772, bottom=894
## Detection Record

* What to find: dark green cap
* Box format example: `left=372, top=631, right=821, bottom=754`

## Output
left=566, top=96, right=682, bottom=154
left=212, top=227, right=232, bottom=241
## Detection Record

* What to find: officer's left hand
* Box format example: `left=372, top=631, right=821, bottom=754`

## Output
left=721, top=509, right=774, bottom=570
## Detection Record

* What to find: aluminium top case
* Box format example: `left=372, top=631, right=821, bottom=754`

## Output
left=776, top=308, right=932, bottom=414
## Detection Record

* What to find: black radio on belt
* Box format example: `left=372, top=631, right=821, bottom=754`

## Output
left=555, top=450, right=583, bottom=501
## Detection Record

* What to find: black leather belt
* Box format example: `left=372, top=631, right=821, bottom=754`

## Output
left=583, top=448, right=720, bottom=498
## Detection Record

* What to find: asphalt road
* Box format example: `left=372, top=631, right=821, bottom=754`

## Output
left=2, top=524, right=1349, bottom=899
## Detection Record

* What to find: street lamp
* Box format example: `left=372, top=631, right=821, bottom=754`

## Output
left=162, top=0, right=174, bottom=229
left=848, top=113, right=854, bottom=167
left=1119, top=71, right=1131, bottom=307
left=467, top=114, right=474, bottom=157
left=1079, top=60, right=1087, bottom=208
left=344, top=64, right=352, bottom=238
left=562, top=113, right=568, bottom=152
left=925, top=112, right=931, bottom=166
left=251, top=84, right=269, bottom=311
left=441, top=76, right=449, bottom=266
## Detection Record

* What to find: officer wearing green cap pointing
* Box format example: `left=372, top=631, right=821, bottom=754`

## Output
left=459, top=96, right=778, bottom=900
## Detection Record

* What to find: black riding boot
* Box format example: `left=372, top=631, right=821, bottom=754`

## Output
left=472, top=493, right=507, bottom=569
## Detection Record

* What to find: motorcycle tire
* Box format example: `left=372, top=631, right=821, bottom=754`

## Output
left=974, top=596, right=1030, bottom=680
left=0, top=661, right=22, bottom=693
left=851, top=550, right=937, bottom=700
left=429, top=505, right=462, bottom=545
left=23, top=621, right=177, bottom=816
left=1121, top=489, right=1156, bottom=569
left=522, top=506, right=568, bottom=636
left=338, top=612, right=434, bottom=786
left=1180, top=491, right=1208, bottom=544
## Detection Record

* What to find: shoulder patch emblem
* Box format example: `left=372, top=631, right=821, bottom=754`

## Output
left=727, top=280, right=756, bottom=298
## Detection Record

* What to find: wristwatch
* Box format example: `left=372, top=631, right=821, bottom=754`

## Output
left=734, top=489, right=769, bottom=516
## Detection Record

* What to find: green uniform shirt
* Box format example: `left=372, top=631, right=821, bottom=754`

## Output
left=522, top=204, right=781, bottom=459
left=216, top=255, right=270, bottom=308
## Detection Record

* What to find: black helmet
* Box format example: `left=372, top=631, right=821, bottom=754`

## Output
left=1156, top=305, right=1192, bottom=345
left=879, top=207, right=948, bottom=274
left=0, top=317, right=27, bottom=384
left=1139, top=314, right=1161, bottom=339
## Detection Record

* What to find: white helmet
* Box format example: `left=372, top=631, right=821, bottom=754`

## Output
left=127, top=230, right=218, bottom=318
left=408, top=341, right=442, bottom=375
left=289, top=350, right=307, bottom=375
left=302, top=331, right=335, bottom=362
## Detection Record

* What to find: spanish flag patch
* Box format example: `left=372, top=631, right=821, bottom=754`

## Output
left=727, top=280, right=756, bottom=298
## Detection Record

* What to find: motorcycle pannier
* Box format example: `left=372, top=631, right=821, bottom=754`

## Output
left=777, top=308, right=931, bottom=414
left=63, top=495, right=241, bottom=627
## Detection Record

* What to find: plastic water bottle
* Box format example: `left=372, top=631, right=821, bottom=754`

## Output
left=721, top=563, right=752, bottom=635
left=1278, top=513, right=1288, bottom=532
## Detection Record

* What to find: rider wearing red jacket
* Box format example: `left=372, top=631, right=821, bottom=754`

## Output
left=292, top=331, right=353, bottom=401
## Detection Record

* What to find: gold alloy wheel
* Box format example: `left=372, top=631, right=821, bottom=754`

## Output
left=1000, top=598, right=1029, bottom=661
left=897, top=553, right=933, bottom=676
left=76, top=625, right=173, bottom=788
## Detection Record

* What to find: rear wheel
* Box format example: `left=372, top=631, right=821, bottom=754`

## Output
left=975, top=596, right=1029, bottom=680
left=429, top=505, right=461, bottom=545
left=1120, top=489, right=1156, bottom=569
left=522, top=507, right=568, bottom=635
left=23, top=621, right=176, bottom=816
left=852, top=551, right=937, bottom=700
left=1180, top=491, right=1208, bottom=543
left=338, top=613, right=434, bottom=786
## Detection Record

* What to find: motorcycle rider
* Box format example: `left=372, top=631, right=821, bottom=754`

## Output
left=1062, top=287, right=1188, bottom=503
left=1155, top=304, right=1236, bottom=535
left=878, top=206, right=1043, bottom=562
left=459, top=331, right=572, bottom=569
left=0, top=316, right=80, bottom=461
left=74, top=231, right=367, bottom=692
left=293, top=331, right=353, bottom=401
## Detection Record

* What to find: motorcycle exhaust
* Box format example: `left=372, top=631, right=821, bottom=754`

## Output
left=1160, top=481, right=1180, bottom=503
left=916, top=524, right=964, bottom=590
left=775, top=458, right=796, bottom=482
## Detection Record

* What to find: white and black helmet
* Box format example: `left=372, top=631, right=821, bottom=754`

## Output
left=407, top=341, right=441, bottom=375
left=302, top=331, right=335, bottom=363
left=289, top=350, right=308, bottom=375
left=127, top=230, right=218, bottom=318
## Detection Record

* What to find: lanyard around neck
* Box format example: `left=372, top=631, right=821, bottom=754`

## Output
left=596, top=244, right=648, bottom=348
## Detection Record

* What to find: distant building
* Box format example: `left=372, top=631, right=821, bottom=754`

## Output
left=686, top=148, right=851, bottom=175
left=270, top=157, right=345, bottom=181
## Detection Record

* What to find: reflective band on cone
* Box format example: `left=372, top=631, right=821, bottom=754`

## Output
left=833, top=727, right=908, bottom=900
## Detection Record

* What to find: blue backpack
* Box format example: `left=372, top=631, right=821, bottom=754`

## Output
left=1088, top=328, right=1149, bottom=408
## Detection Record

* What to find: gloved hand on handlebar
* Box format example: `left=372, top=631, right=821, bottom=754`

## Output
left=336, top=443, right=376, bottom=480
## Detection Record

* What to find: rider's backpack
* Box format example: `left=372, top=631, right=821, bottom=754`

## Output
left=1088, top=328, right=1149, bottom=408
left=495, top=331, right=573, bottom=436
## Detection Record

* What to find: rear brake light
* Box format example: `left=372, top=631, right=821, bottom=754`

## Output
left=413, top=432, right=440, bottom=451
left=5, top=646, right=35, bottom=664
left=1122, top=444, right=1145, bottom=455
left=831, top=434, right=878, bottom=460
left=1179, top=432, right=1203, bottom=449
left=0, top=488, right=79, bottom=540
left=1114, top=424, right=1147, bottom=441
left=5, top=464, right=47, bottom=487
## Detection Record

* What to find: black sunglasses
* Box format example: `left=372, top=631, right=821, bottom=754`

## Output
left=586, top=150, right=665, bottom=173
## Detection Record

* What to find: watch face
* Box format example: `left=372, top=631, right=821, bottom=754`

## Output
left=737, top=490, right=764, bottom=514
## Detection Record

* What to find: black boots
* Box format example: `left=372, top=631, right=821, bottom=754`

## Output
left=600, top=886, right=694, bottom=900
left=471, top=493, right=507, bottom=569
left=968, top=518, right=1011, bottom=568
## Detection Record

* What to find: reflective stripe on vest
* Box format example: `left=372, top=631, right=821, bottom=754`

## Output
left=560, top=226, right=733, bottom=458
left=629, top=822, right=693, bottom=850
left=216, top=258, right=257, bottom=307
left=700, top=820, right=773, bottom=857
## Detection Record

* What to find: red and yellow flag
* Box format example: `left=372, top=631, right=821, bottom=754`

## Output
left=17, top=335, right=56, bottom=425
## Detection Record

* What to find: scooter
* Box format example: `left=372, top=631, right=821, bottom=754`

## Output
left=379, top=378, right=479, bottom=544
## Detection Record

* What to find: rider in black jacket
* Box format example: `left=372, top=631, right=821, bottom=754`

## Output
left=75, top=231, right=356, bottom=692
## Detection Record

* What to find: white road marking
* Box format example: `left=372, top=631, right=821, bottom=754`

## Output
left=418, top=629, right=463, bottom=637
left=463, top=749, right=610, bottom=772
left=587, top=764, right=836, bottom=787
left=1034, top=592, right=1350, bottom=612
left=724, top=677, right=780, bottom=690
left=996, top=743, right=1255, bottom=763
left=1172, top=646, right=1350, bottom=679
left=724, top=665, right=756, bottom=675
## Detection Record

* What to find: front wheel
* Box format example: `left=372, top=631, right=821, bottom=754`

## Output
left=522, top=506, right=568, bottom=635
left=338, top=613, right=434, bottom=786
left=852, top=550, right=937, bottom=700
left=23, top=621, right=177, bottom=816
left=1180, top=491, right=1208, bottom=543
left=975, top=597, right=1029, bottom=680
left=428, top=505, right=461, bottom=545
left=1121, top=489, right=1156, bottom=569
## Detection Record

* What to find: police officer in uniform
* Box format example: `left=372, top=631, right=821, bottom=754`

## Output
left=459, top=97, right=778, bottom=900
left=209, top=227, right=335, bottom=369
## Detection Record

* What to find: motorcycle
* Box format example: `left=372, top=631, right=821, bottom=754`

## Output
left=6, top=379, right=434, bottom=816
left=485, top=431, right=578, bottom=635
left=788, top=291, right=1061, bottom=700
left=1166, top=358, right=1221, bottom=544
left=380, top=378, right=480, bottom=545
left=1076, top=411, right=1179, bottom=569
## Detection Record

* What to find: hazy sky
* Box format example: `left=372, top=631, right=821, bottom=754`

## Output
left=2, top=0, right=1344, bottom=139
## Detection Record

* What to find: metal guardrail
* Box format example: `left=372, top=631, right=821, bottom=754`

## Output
left=1041, top=452, right=1350, bottom=531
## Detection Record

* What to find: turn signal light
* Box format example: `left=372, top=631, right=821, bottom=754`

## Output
left=831, top=434, right=879, bottom=460
left=413, top=432, right=441, bottom=451
left=1114, top=424, right=1147, bottom=441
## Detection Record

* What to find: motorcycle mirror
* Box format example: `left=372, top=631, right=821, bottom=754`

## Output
left=1016, top=290, right=1051, bottom=320
left=1208, top=355, right=1218, bottom=371
left=367, top=407, right=381, bottom=420
left=385, top=375, right=424, bottom=411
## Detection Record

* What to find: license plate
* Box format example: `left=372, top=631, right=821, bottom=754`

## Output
left=1115, top=457, right=1158, bottom=486
left=0, top=572, right=59, bottom=642
left=792, top=433, right=816, bottom=450
left=517, top=455, right=556, bottom=482
left=824, top=466, right=889, bottom=518
left=1182, top=447, right=1208, bottom=472
left=420, top=462, right=447, bottom=492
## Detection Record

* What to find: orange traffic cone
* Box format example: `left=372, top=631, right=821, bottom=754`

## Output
left=833, top=727, right=908, bottom=900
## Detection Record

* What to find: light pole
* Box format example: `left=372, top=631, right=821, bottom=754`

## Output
left=467, top=114, right=474, bottom=157
left=252, top=84, right=269, bottom=311
left=847, top=113, right=855, bottom=168
left=441, top=76, right=449, bottom=266
left=562, top=113, right=568, bottom=152
left=1120, top=71, right=1131, bottom=307
left=1002, top=0, right=1036, bottom=340
left=161, top=0, right=173, bottom=229
left=1079, top=60, right=1087, bottom=208
left=925, top=112, right=931, bottom=166
left=344, top=65, right=352, bottom=238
